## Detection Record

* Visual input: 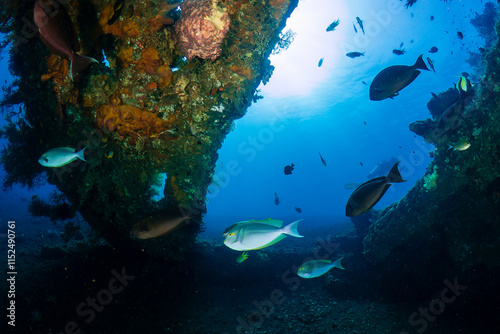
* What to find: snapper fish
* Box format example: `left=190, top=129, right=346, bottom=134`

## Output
left=38, top=147, right=86, bottom=167
left=223, top=219, right=303, bottom=251
left=345, top=161, right=406, bottom=217
left=34, top=0, right=98, bottom=80
left=369, top=54, right=430, bottom=101
left=297, top=257, right=345, bottom=279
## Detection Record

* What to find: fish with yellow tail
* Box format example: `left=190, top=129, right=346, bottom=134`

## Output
left=38, top=147, right=86, bottom=167
left=297, top=257, right=345, bottom=279
left=223, top=219, right=303, bottom=251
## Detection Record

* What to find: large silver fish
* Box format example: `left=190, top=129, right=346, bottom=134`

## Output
left=223, top=219, right=303, bottom=251
left=345, top=161, right=406, bottom=217
left=369, top=54, right=429, bottom=101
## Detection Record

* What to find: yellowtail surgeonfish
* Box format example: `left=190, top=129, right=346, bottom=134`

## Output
left=223, top=219, right=303, bottom=251
left=38, top=147, right=86, bottom=167
left=297, top=257, right=345, bottom=279
left=236, top=252, right=249, bottom=263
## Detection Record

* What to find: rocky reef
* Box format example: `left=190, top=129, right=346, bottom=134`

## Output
left=357, top=11, right=500, bottom=298
left=0, top=0, right=298, bottom=258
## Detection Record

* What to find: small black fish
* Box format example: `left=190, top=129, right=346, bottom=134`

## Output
left=430, top=15, right=434, bottom=21
left=326, top=19, right=340, bottom=32
left=284, top=163, right=294, bottom=175
left=457, top=31, right=464, bottom=40
left=429, top=46, right=438, bottom=53
left=400, top=42, right=404, bottom=48
left=363, top=121, right=367, bottom=125
left=356, top=17, right=365, bottom=35
left=346, top=51, right=365, bottom=58
left=318, top=58, right=324, bottom=67
left=274, top=192, right=280, bottom=206
left=295, top=206, right=302, bottom=213
left=426, top=57, right=435, bottom=73
left=353, top=23, right=358, bottom=33
left=362, top=81, right=367, bottom=85
left=393, top=48, right=406, bottom=55
left=360, top=162, right=364, bottom=166
left=319, top=152, right=327, bottom=167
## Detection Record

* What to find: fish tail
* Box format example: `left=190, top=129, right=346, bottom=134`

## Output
left=414, top=54, right=429, bottom=71
left=387, top=161, right=406, bottom=183
left=70, top=54, right=99, bottom=81
left=332, top=256, right=345, bottom=270
left=282, top=219, right=303, bottom=238
left=76, top=147, right=87, bottom=162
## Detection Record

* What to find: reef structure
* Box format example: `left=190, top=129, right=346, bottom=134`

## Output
left=359, top=15, right=500, bottom=296
left=0, top=0, right=299, bottom=258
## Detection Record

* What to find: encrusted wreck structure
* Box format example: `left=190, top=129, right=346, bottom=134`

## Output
left=0, top=0, right=298, bottom=257
left=356, top=18, right=500, bottom=297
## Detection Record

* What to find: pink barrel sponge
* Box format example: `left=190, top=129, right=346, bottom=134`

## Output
left=175, top=0, right=231, bottom=61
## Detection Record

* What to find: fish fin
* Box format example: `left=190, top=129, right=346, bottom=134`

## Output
left=258, top=219, right=283, bottom=228
left=282, top=219, right=303, bottom=238
left=71, top=54, right=99, bottom=80
left=414, top=54, right=429, bottom=71
left=332, top=257, right=345, bottom=270
left=76, top=147, right=87, bottom=162
left=387, top=161, right=406, bottom=183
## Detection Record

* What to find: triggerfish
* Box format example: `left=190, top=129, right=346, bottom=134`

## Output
left=345, top=161, right=406, bottom=217
left=34, top=0, right=98, bottom=80
left=369, top=54, right=430, bottom=101
left=223, top=219, right=303, bottom=251
left=38, top=147, right=86, bottom=167
left=297, top=257, right=345, bottom=279
left=131, top=214, right=189, bottom=239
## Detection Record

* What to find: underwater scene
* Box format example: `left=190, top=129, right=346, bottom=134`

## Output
left=1, top=0, right=500, bottom=333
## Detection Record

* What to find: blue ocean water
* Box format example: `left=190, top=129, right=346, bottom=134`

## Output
left=203, top=0, right=487, bottom=234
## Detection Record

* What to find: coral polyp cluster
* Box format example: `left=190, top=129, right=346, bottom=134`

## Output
left=175, top=0, right=231, bottom=60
